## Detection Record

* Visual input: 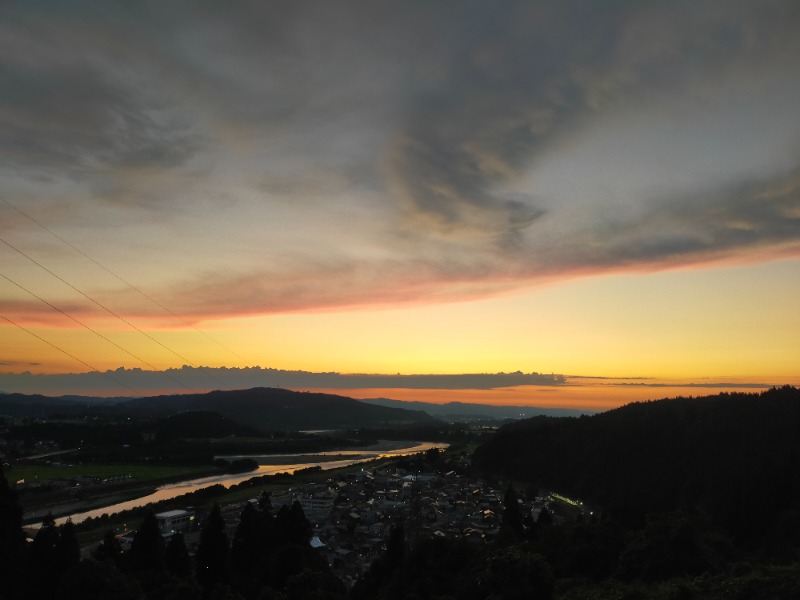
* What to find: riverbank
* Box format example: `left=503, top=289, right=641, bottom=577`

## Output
left=23, top=440, right=446, bottom=529
left=50, top=452, right=427, bottom=547
left=19, top=466, right=230, bottom=523
left=213, top=439, right=434, bottom=465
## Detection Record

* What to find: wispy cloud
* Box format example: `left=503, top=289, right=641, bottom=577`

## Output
left=1, top=0, right=799, bottom=323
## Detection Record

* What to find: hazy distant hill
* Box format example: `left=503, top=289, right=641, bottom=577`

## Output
left=473, top=386, right=800, bottom=548
left=0, top=387, right=437, bottom=431
left=361, top=397, right=592, bottom=420
left=0, top=392, right=83, bottom=418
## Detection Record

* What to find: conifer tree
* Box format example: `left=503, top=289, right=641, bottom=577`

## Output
left=386, top=524, right=405, bottom=568
left=56, top=520, right=81, bottom=573
left=26, top=513, right=61, bottom=600
left=258, top=490, right=273, bottom=515
left=29, top=513, right=60, bottom=569
left=286, top=501, right=312, bottom=545
left=537, top=506, right=553, bottom=527
left=196, top=503, right=229, bottom=591
left=93, top=530, right=123, bottom=566
left=499, top=483, right=524, bottom=543
left=231, top=502, right=264, bottom=577
left=165, top=532, right=192, bottom=578
left=0, top=464, right=26, bottom=600
left=129, top=511, right=165, bottom=572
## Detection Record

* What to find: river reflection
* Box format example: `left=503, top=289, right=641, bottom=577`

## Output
left=54, top=441, right=446, bottom=525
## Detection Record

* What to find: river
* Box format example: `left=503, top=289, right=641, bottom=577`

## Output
left=53, top=441, right=446, bottom=525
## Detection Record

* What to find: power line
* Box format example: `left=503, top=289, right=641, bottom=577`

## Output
left=0, top=271, right=193, bottom=392
left=0, top=235, right=222, bottom=388
left=0, top=313, right=143, bottom=396
left=0, top=194, right=251, bottom=366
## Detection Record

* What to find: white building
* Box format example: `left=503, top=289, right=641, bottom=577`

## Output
left=155, top=509, right=195, bottom=534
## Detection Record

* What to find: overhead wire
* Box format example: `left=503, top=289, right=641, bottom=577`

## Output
left=1, top=313, right=144, bottom=396
left=0, top=271, right=193, bottom=392
left=0, top=234, right=222, bottom=389
left=0, top=194, right=251, bottom=366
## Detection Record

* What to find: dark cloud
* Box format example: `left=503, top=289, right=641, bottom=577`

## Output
left=0, top=361, right=40, bottom=367
left=0, top=4, right=203, bottom=208
left=555, top=166, right=800, bottom=272
left=0, top=366, right=565, bottom=395
left=1, top=0, right=799, bottom=318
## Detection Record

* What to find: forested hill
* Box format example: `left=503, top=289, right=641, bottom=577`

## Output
left=0, top=387, right=438, bottom=431
left=117, top=387, right=437, bottom=431
left=473, top=386, right=800, bottom=548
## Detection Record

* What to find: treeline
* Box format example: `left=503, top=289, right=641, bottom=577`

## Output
left=2, top=469, right=344, bottom=600
left=473, top=387, right=800, bottom=560
left=349, top=482, right=800, bottom=600
left=4, top=463, right=799, bottom=598
left=3, top=414, right=372, bottom=466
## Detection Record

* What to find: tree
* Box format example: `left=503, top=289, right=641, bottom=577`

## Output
left=499, top=483, right=524, bottom=544
left=479, top=547, right=554, bottom=600
left=274, top=502, right=311, bottom=546
left=196, top=503, right=229, bottom=591
left=386, top=524, right=405, bottom=568
left=351, top=524, right=406, bottom=600
left=425, top=447, right=441, bottom=467
left=165, top=532, right=192, bottom=578
left=60, top=559, right=143, bottom=600
left=93, top=530, right=123, bottom=566
left=231, top=502, right=264, bottom=577
left=56, top=520, right=81, bottom=573
left=285, top=568, right=346, bottom=600
left=0, top=464, right=26, bottom=600
left=26, top=514, right=61, bottom=599
left=258, top=491, right=273, bottom=515
left=129, top=511, right=165, bottom=572
left=537, top=507, right=553, bottom=527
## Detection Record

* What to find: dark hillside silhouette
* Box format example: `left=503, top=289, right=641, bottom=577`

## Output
left=473, top=386, right=800, bottom=552
left=0, top=387, right=438, bottom=430
left=118, top=387, right=437, bottom=430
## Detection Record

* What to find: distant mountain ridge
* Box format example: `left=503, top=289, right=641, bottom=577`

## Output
left=0, top=387, right=437, bottom=431
left=360, top=397, right=593, bottom=420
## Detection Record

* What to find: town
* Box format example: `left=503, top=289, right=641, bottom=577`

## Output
left=135, top=452, right=570, bottom=588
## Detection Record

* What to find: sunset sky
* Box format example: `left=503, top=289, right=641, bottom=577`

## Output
left=1, top=1, right=799, bottom=410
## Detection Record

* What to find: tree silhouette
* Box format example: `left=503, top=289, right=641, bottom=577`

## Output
left=499, top=483, right=524, bottom=543
left=537, top=507, right=553, bottom=527
left=231, top=502, right=265, bottom=577
left=386, top=524, right=406, bottom=568
left=55, top=520, right=81, bottom=573
left=60, top=560, right=143, bottom=600
left=93, top=530, right=123, bottom=567
left=351, top=523, right=406, bottom=600
left=195, top=503, right=229, bottom=591
left=26, top=514, right=61, bottom=600
left=258, top=490, right=273, bottom=515
left=0, top=465, right=26, bottom=600
left=165, top=531, right=192, bottom=578
left=274, top=502, right=311, bottom=546
left=129, top=511, right=165, bottom=572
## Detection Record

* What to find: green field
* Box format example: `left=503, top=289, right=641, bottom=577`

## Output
left=9, top=463, right=213, bottom=484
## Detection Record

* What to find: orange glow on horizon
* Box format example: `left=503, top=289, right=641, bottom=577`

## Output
left=291, top=380, right=799, bottom=412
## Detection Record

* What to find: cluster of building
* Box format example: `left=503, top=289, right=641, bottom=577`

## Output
left=158, top=464, right=556, bottom=587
